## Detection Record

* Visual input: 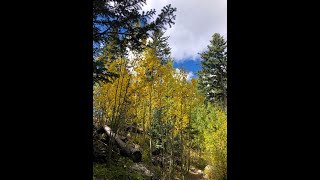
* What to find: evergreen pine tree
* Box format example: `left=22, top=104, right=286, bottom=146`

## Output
left=148, top=30, right=172, bottom=65
left=198, top=33, right=227, bottom=106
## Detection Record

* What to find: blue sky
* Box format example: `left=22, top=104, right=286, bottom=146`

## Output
left=173, top=58, right=202, bottom=79
left=142, top=0, right=227, bottom=80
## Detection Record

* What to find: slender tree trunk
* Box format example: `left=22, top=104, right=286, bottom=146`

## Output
left=149, top=136, right=152, bottom=161
left=143, top=99, right=146, bottom=140
left=171, top=125, right=174, bottom=179
left=180, top=129, right=184, bottom=180
left=180, top=97, right=184, bottom=178
left=149, top=84, right=153, bottom=161
left=187, top=104, right=192, bottom=173
left=108, top=57, right=123, bottom=166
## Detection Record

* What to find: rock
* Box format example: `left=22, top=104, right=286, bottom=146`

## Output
left=130, top=163, right=154, bottom=177
left=197, top=169, right=204, bottom=175
left=190, top=165, right=196, bottom=172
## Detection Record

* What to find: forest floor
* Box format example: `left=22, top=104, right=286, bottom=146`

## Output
left=93, top=126, right=211, bottom=180
left=186, top=172, right=206, bottom=180
left=129, top=161, right=208, bottom=180
left=186, top=168, right=208, bottom=180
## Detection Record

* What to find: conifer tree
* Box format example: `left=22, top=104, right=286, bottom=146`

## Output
left=198, top=33, right=227, bottom=106
left=148, top=30, right=172, bottom=65
left=93, top=0, right=176, bottom=83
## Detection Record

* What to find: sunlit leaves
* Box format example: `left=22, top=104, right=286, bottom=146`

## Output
left=93, top=45, right=226, bottom=179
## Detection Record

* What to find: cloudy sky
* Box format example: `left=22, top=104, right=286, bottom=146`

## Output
left=141, top=0, right=227, bottom=79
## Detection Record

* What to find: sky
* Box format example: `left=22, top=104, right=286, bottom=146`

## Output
left=141, top=0, right=227, bottom=80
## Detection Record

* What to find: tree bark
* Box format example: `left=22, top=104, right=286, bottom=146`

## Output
left=101, top=125, right=142, bottom=162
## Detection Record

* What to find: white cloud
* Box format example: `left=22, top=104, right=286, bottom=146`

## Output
left=142, top=0, right=227, bottom=62
left=186, top=71, right=194, bottom=81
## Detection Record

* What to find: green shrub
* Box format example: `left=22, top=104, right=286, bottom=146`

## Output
left=93, top=162, right=143, bottom=180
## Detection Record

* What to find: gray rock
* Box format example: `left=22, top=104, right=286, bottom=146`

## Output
left=130, top=163, right=154, bottom=177
left=197, top=169, right=204, bottom=175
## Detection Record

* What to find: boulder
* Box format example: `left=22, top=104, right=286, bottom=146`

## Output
left=197, top=169, right=204, bottom=176
left=130, top=163, right=154, bottom=177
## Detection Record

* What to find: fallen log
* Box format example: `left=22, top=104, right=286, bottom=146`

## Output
left=103, top=125, right=142, bottom=162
